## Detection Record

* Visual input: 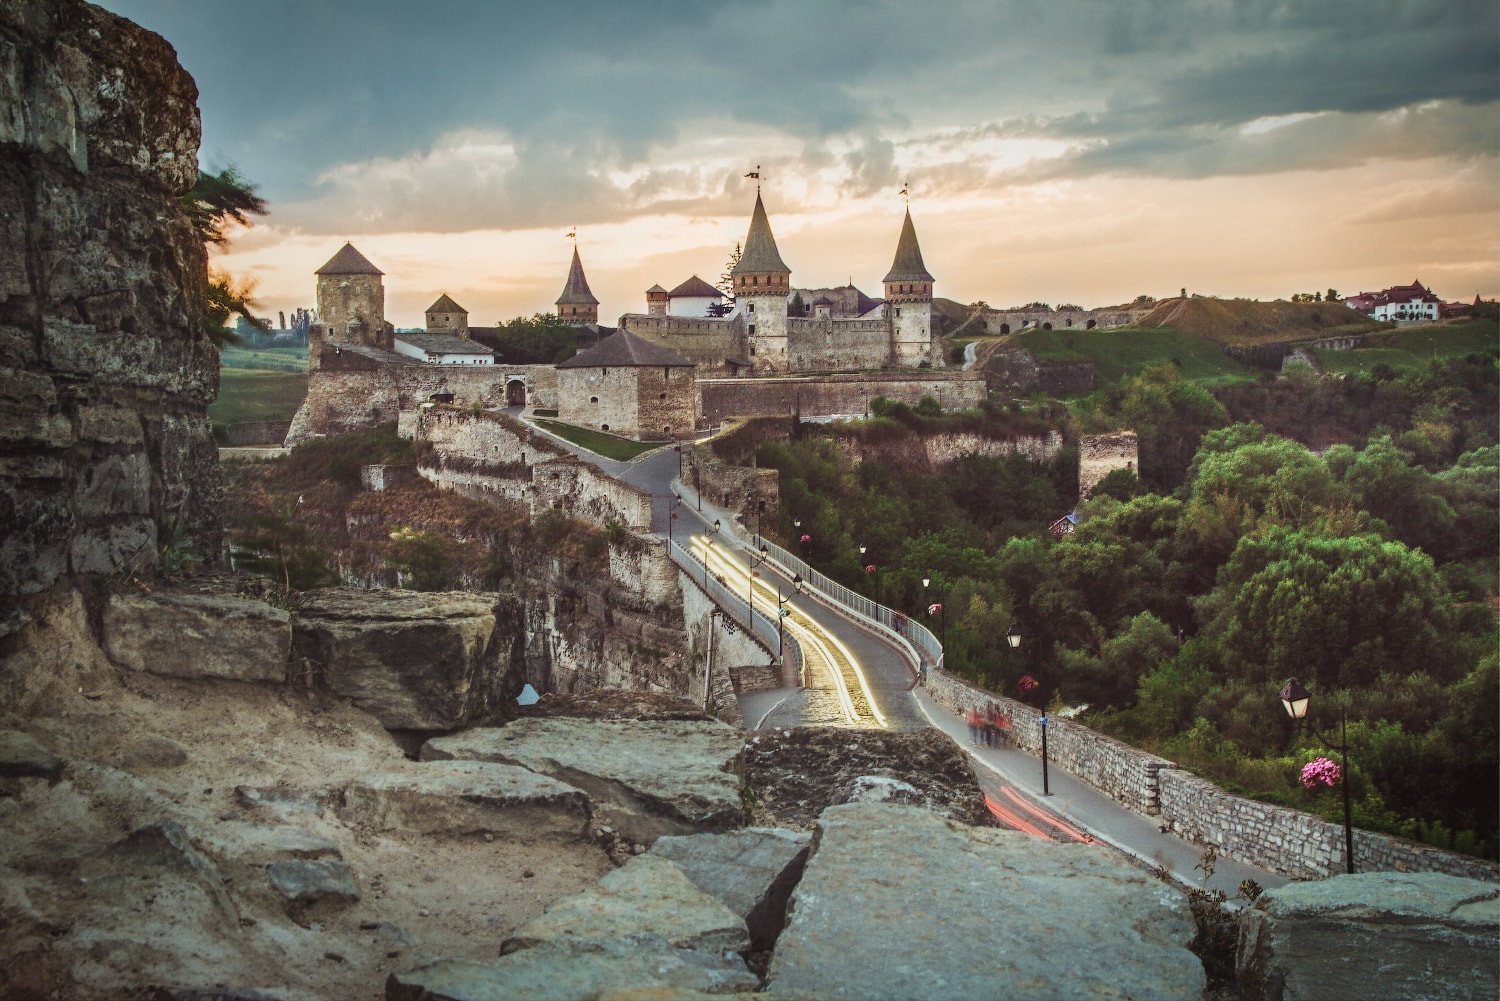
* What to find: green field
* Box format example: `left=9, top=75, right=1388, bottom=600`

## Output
left=219, top=346, right=309, bottom=372
left=210, top=369, right=308, bottom=429
left=534, top=420, right=664, bottom=461
left=1016, top=325, right=1261, bottom=388
left=1312, top=320, right=1499, bottom=375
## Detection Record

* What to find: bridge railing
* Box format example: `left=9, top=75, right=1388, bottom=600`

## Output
left=754, top=536, right=942, bottom=670
left=668, top=538, right=803, bottom=684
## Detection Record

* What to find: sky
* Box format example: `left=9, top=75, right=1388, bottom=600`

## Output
left=98, top=0, right=1500, bottom=329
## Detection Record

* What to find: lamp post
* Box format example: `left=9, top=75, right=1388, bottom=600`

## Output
left=1039, top=711, right=1050, bottom=796
left=668, top=495, right=680, bottom=548
left=776, top=586, right=789, bottom=666
left=747, top=569, right=759, bottom=616
left=922, top=575, right=946, bottom=656
left=1280, top=677, right=1356, bottom=875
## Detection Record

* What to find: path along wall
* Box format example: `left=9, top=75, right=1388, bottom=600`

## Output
left=697, top=373, right=985, bottom=426
left=925, top=668, right=1499, bottom=883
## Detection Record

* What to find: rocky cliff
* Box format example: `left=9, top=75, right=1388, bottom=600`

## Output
left=1, top=0, right=221, bottom=632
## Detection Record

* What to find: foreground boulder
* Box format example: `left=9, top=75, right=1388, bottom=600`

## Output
left=338, top=760, right=591, bottom=840
left=422, top=718, right=744, bottom=843
left=648, top=828, right=811, bottom=951
left=1237, top=872, right=1500, bottom=1001
left=766, top=802, right=1204, bottom=1000
left=103, top=590, right=291, bottom=683
left=294, top=589, right=524, bottom=729
left=502, top=854, right=750, bottom=955
left=387, top=935, right=757, bottom=1001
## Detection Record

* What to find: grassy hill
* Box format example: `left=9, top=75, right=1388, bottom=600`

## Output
left=210, top=369, right=308, bottom=434
left=1136, top=296, right=1380, bottom=345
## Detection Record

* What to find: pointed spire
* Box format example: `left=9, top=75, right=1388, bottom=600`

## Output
left=315, top=242, right=383, bottom=276
left=883, top=208, right=933, bottom=284
left=556, top=245, right=599, bottom=306
left=731, top=192, right=790, bottom=276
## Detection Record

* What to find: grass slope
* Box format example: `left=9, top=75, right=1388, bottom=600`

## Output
left=1137, top=296, right=1380, bottom=345
left=210, top=369, right=308, bottom=429
left=1312, top=319, right=1499, bottom=374
left=534, top=420, right=663, bottom=461
left=219, top=346, right=309, bottom=372
left=1016, top=325, right=1260, bottom=386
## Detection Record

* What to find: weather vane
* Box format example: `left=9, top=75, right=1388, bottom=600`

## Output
left=900, top=180, right=909, bottom=205
left=745, top=164, right=762, bottom=193
left=566, top=227, right=576, bottom=245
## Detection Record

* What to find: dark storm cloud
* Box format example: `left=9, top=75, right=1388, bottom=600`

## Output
left=97, top=0, right=1498, bottom=233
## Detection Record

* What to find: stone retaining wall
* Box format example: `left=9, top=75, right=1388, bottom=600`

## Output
left=925, top=667, right=1499, bottom=882
left=224, top=420, right=293, bottom=446
left=697, top=373, right=985, bottom=425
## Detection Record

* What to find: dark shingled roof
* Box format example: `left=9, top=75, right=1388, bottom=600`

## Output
left=646, top=284, right=669, bottom=295
left=668, top=275, right=722, bottom=298
left=316, top=243, right=384, bottom=276
left=426, top=293, right=466, bottom=314
left=556, top=246, right=600, bottom=306
left=557, top=328, right=693, bottom=369
left=882, top=208, right=934, bottom=283
left=731, top=193, right=790, bottom=276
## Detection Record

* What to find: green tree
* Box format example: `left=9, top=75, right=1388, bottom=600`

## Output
left=387, top=526, right=452, bottom=591
left=1342, top=435, right=1456, bottom=558
left=185, top=166, right=270, bottom=347
left=1120, top=364, right=1229, bottom=491
left=233, top=510, right=338, bottom=591
left=492, top=313, right=577, bottom=363
left=1199, top=527, right=1461, bottom=691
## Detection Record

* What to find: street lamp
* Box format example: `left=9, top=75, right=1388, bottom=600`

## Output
left=668, top=495, right=680, bottom=548
left=1006, top=624, right=1021, bottom=650
left=776, top=586, right=789, bottom=666
left=748, top=570, right=759, bottom=615
left=923, top=575, right=946, bottom=654
left=1280, top=677, right=1356, bottom=875
left=1039, top=711, right=1051, bottom=796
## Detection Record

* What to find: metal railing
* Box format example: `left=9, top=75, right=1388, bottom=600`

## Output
left=668, top=538, right=804, bottom=684
left=755, top=535, right=943, bottom=670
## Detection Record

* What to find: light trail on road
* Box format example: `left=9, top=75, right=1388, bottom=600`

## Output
left=689, top=535, right=887, bottom=729
left=984, top=787, right=1095, bottom=843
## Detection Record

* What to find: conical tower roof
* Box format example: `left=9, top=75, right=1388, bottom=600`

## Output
left=556, top=246, right=600, bottom=306
left=883, top=208, right=933, bottom=283
left=731, top=193, right=790, bottom=276
left=426, top=293, right=466, bottom=314
left=316, top=242, right=383, bottom=276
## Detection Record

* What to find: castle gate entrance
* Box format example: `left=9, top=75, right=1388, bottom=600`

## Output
left=505, top=378, right=526, bottom=407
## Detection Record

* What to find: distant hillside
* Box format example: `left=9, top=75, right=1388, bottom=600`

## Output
left=1138, top=296, right=1381, bottom=345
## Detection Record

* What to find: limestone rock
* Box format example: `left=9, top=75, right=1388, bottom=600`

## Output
left=0, top=729, right=63, bottom=780
left=267, top=859, right=359, bottom=906
left=1237, top=872, right=1500, bottom=1001
left=502, top=854, right=750, bottom=955
left=338, top=760, right=590, bottom=840
left=386, top=936, right=757, bottom=1001
left=294, top=589, right=523, bottom=729
left=742, top=725, right=989, bottom=829
left=103, top=590, right=290, bottom=683
left=766, top=802, right=1204, bottom=1001
left=422, top=717, right=744, bottom=843
left=648, top=828, right=811, bottom=951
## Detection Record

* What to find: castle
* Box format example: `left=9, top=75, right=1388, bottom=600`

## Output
left=287, top=192, right=972, bottom=445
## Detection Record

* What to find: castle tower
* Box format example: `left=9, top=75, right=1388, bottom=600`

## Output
left=645, top=284, right=669, bottom=316
left=882, top=208, right=935, bottom=366
left=425, top=293, right=469, bottom=338
left=314, top=242, right=390, bottom=360
left=730, top=192, right=791, bottom=370
left=556, top=245, right=600, bottom=325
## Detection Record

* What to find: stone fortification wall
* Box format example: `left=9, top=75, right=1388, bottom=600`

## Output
left=926, top=667, right=1499, bottom=882
left=698, top=373, right=985, bottom=425
left=981, top=308, right=1148, bottom=334
left=707, top=416, right=799, bottom=465
left=982, top=347, right=1094, bottom=396
left=837, top=429, right=1064, bottom=471
left=1, top=0, right=223, bottom=618
left=684, top=443, right=779, bottom=532
left=682, top=573, right=768, bottom=724
left=359, top=464, right=419, bottom=492
left=223, top=420, right=293, bottom=446
left=286, top=361, right=557, bottom=445
left=1078, top=431, right=1138, bottom=498
left=411, top=408, right=651, bottom=531
left=786, top=317, right=891, bottom=371
left=618, top=313, right=745, bottom=368
left=610, top=539, right=680, bottom=608
left=534, top=458, right=653, bottom=532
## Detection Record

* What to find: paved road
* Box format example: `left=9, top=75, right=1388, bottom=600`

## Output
left=516, top=413, right=1288, bottom=897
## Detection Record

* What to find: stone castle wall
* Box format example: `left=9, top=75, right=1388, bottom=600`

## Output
left=286, top=360, right=557, bottom=445
left=618, top=313, right=746, bottom=368
left=982, top=347, right=1094, bottom=396
left=697, top=373, right=985, bottom=425
left=1078, top=431, right=1138, bottom=498
left=926, top=667, right=1499, bottom=882
left=980, top=308, right=1149, bottom=334
left=533, top=458, right=653, bottom=531
left=786, top=316, right=891, bottom=371
left=1, top=0, right=223, bottom=615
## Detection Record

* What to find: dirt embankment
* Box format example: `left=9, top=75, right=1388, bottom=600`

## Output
left=1139, top=296, right=1380, bottom=345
